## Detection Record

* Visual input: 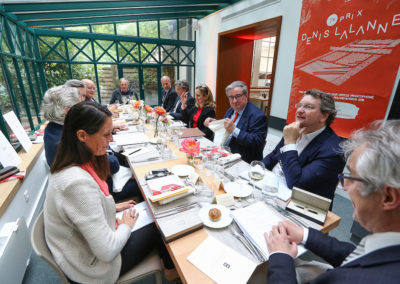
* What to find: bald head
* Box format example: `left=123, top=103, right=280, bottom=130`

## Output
left=161, top=76, right=171, bottom=91
left=82, top=79, right=96, bottom=99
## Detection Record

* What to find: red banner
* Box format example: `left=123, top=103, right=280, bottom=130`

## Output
left=288, top=0, right=400, bottom=137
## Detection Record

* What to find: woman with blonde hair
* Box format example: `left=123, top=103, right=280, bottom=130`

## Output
left=180, top=84, right=216, bottom=140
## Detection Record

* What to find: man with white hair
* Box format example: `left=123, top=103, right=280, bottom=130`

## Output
left=265, top=120, right=400, bottom=283
left=110, top=78, right=138, bottom=104
left=161, top=75, right=178, bottom=112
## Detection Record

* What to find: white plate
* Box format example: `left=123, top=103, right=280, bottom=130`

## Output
left=223, top=181, right=253, bottom=198
left=149, top=137, right=162, bottom=144
left=171, top=165, right=195, bottom=177
left=198, top=204, right=232, bottom=229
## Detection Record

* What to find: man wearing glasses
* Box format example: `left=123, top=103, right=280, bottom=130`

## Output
left=265, top=120, right=400, bottom=283
left=205, top=81, right=268, bottom=163
left=262, top=89, right=345, bottom=200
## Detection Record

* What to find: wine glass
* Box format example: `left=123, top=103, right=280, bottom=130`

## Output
left=248, top=161, right=265, bottom=202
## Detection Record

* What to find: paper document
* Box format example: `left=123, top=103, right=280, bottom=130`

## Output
left=231, top=202, right=306, bottom=259
left=113, top=132, right=149, bottom=146
left=0, top=131, right=21, bottom=167
left=116, top=202, right=154, bottom=232
left=3, top=111, right=32, bottom=152
left=187, top=236, right=257, bottom=284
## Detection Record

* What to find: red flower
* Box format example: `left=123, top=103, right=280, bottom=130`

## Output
left=144, top=105, right=152, bottom=113
left=154, top=106, right=166, bottom=116
left=179, top=138, right=200, bottom=156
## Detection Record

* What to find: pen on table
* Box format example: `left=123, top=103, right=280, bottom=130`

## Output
left=127, top=148, right=141, bottom=156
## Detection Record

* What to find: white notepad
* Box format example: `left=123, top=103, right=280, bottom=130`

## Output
left=187, top=236, right=257, bottom=284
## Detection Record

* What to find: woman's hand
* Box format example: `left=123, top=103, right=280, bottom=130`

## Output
left=116, top=208, right=139, bottom=228
left=116, top=200, right=136, bottom=212
left=265, top=222, right=298, bottom=259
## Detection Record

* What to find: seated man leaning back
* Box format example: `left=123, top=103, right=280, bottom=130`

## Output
left=205, top=80, right=268, bottom=163
left=262, top=89, right=345, bottom=200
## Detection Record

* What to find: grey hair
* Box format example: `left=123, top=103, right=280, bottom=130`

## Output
left=64, top=79, right=86, bottom=90
left=225, top=81, right=248, bottom=96
left=120, top=77, right=129, bottom=84
left=341, top=120, right=400, bottom=196
left=42, top=85, right=81, bottom=122
left=174, top=80, right=189, bottom=91
left=304, top=89, right=337, bottom=126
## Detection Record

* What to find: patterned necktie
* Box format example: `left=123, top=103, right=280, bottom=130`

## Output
left=232, top=112, right=239, bottom=123
left=341, top=238, right=366, bottom=265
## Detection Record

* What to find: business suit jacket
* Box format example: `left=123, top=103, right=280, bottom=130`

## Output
left=110, top=88, right=139, bottom=104
left=44, top=121, right=64, bottom=167
left=262, top=127, right=345, bottom=200
left=268, top=228, right=400, bottom=284
left=161, top=88, right=178, bottom=112
left=224, top=102, right=268, bottom=163
left=181, top=106, right=216, bottom=140
left=170, top=92, right=195, bottom=121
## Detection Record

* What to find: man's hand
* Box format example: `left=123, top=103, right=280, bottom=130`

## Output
left=283, top=121, right=301, bottom=145
left=113, top=122, right=128, bottom=132
left=116, top=200, right=136, bottom=212
left=265, top=222, right=298, bottom=258
left=204, top=117, right=216, bottom=128
left=280, top=220, right=304, bottom=243
left=224, top=118, right=235, bottom=133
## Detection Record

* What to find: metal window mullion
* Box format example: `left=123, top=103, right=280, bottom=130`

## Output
left=31, top=61, right=43, bottom=101
left=0, top=108, right=11, bottom=142
left=0, top=56, right=21, bottom=120
left=63, top=36, right=73, bottom=78
left=33, top=33, right=48, bottom=92
left=4, top=17, right=16, bottom=54
left=23, top=59, right=41, bottom=123
left=13, top=57, right=34, bottom=129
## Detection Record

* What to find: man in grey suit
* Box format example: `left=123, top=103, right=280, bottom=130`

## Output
left=265, top=120, right=400, bottom=283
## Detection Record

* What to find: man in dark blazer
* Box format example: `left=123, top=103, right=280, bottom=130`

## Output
left=262, top=89, right=345, bottom=200
left=206, top=81, right=268, bottom=163
left=169, top=79, right=195, bottom=121
left=110, top=78, right=139, bottom=104
left=161, top=76, right=178, bottom=112
left=265, top=120, right=400, bottom=283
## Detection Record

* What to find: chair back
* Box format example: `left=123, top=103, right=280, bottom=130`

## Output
left=31, top=211, right=70, bottom=284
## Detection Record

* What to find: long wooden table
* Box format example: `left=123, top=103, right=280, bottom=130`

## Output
left=125, top=126, right=341, bottom=284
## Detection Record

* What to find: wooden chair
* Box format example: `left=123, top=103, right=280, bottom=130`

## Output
left=31, top=211, right=163, bottom=284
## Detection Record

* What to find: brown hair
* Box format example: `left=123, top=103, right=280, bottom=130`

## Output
left=50, top=101, right=112, bottom=180
left=195, top=84, right=215, bottom=108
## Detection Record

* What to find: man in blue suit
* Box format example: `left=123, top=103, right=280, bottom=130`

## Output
left=205, top=81, right=268, bottom=163
left=265, top=120, right=400, bottom=283
left=262, top=89, right=345, bottom=200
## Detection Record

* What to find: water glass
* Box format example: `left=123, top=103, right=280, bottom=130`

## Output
left=262, top=181, right=278, bottom=206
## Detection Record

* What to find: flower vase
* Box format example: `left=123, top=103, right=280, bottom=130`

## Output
left=186, top=154, right=194, bottom=165
left=154, top=119, right=159, bottom=138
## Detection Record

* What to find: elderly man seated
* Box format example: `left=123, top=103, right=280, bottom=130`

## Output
left=265, top=120, right=400, bottom=283
left=205, top=81, right=268, bottom=163
left=262, top=89, right=345, bottom=200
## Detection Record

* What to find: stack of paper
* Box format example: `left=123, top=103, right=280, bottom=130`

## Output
left=113, top=132, right=149, bottom=146
left=231, top=202, right=306, bottom=260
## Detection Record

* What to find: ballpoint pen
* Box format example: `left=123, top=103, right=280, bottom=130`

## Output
left=127, top=148, right=141, bottom=156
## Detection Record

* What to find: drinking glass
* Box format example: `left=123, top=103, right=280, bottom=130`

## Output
left=262, top=179, right=279, bottom=206
left=248, top=161, right=265, bottom=202
left=193, top=155, right=205, bottom=175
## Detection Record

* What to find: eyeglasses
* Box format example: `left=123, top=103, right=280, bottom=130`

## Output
left=197, top=84, right=207, bottom=88
left=227, top=94, right=244, bottom=101
left=338, top=173, right=369, bottom=187
left=295, top=103, right=315, bottom=111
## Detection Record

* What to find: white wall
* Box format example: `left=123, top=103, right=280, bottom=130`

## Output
left=195, top=0, right=303, bottom=129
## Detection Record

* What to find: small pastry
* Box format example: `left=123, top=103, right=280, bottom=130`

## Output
left=208, top=208, right=221, bottom=222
